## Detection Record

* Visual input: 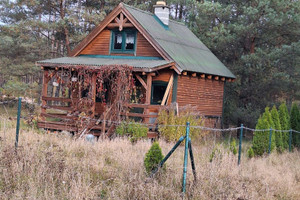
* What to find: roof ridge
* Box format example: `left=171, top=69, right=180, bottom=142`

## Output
left=122, top=3, right=187, bottom=27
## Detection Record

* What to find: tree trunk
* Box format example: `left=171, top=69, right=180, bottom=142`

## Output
left=250, top=37, right=255, bottom=54
left=60, top=0, right=71, bottom=55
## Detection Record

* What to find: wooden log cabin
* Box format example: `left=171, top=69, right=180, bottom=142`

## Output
left=36, top=1, right=235, bottom=138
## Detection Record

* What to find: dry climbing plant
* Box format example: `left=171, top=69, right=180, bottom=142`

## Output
left=47, top=65, right=134, bottom=135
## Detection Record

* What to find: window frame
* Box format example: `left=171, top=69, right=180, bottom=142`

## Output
left=110, top=29, right=137, bottom=54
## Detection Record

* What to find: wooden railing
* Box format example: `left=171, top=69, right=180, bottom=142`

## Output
left=121, top=103, right=164, bottom=125
left=41, top=96, right=72, bottom=102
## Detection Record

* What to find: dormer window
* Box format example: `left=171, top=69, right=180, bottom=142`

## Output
left=111, top=29, right=136, bottom=53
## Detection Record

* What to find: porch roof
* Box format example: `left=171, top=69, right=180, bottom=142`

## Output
left=36, top=57, right=174, bottom=72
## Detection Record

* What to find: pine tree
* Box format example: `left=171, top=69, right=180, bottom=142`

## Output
left=189, top=0, right=300, bottom=127
left=271, top=106, right=283, bottom=152
left=290, top=103, right=300, bottom=147
left=278, top=103, right=290, bottom=149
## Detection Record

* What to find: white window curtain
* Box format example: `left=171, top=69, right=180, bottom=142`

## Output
left=126, top=34, right=134, bottom=44
left=116, top=34, right=122, bottom=43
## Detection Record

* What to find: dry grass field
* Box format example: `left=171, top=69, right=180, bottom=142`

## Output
left=0, top=123, right=300, bottom=199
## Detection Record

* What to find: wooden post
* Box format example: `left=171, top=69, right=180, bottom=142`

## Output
left=145, top=73, right=152, bottom=123
left=145, top=73, right=152, bottom=104
left=161, top=74, right=174, bottom=105
left=91, top=73, right=97, bottom=117
left=41, top=69, right=49, bottom=121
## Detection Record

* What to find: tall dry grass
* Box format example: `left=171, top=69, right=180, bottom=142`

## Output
left=0, top=124, right=300, bottom=199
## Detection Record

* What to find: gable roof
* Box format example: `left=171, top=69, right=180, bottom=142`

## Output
left=69, top=3, right=235, bottom=79
left=123, top=4, right=235, bottom=78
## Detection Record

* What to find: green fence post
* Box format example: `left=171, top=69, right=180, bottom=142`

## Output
left=268, top=128, right=272, bottom=154
left=15, top=97, right=22, bottom=148
left=188, top=138, right=197, bottom=182
left=182, top=122, right=190, bottom=195
left=289, top=129, right=292, bottom=152
left=238, top=124, right=243, bottom=165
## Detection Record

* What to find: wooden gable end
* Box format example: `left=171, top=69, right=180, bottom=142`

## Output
left=80, top=29, right=110, bottom=55
left=73, top=5, right=162, bottom=58
left=80, top=28, right=161, bottom=58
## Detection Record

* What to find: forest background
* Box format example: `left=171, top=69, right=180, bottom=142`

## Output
left=0, top=0, right=299, bottom=128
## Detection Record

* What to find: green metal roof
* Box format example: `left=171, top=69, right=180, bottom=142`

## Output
left=36, top=57, right=172, bottom=72
left=124, top=4, right=235, bottom=78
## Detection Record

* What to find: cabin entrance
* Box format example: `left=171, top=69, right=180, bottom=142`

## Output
left=151, top=81, right=167, bottom=105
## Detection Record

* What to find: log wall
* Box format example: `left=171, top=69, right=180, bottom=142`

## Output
left=177, top=75, right=224, bottom=117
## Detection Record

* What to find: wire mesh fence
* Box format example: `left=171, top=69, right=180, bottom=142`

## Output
left=1, top=98, right=300, bottom=159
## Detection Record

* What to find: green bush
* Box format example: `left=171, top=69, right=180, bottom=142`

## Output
left=116, top=121, right=148, bottom=143
left=252, top=107, right=276, bottom=156
left=144, top=142, right=164, bottom=174
left=158, top=105, right=204, bottom=142
left=271, top=106, right=283, bottom=152
left=278, top=103, right=290, bottom=149
left=290, top=103, right=300, bottom=147
left=230, top=138, right=237, bottom=155
left=247, top=147, right=254, bottom=158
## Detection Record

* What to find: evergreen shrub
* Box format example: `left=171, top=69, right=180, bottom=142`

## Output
left=252, top=107, right=276, bottom=156
left=271, top=106, right=283, bottom=152
left=230, top=138, right=237, bottom=155
left=247, top=147, right=254, bottom=158
left=278, top=103, right=290, bottom=149
left=144, top=142, right=164, bottom=174
left=290, top=103, right=300, bottom=147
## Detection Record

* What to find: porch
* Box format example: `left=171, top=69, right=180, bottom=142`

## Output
left=36, top=57, right=177, bottom=138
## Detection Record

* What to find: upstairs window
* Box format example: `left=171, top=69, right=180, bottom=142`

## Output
left=111, top=29, right=136, bottom=53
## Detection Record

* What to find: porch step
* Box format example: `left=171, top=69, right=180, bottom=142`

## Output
left=147, top=131, right=159, bottom=139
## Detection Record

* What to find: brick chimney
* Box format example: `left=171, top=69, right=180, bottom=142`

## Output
left=154, top=1, right=170, bottom=26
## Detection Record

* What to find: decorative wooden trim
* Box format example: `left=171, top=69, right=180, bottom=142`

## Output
left=221, top=77, right=226, bottom=82
left=214, top=76, right=219, bottom=81
left=182, top=71, right=187, bottom=76
left=200, top=74, right=205, bottom=79
left=107, top=23, right=134, bottom=29
left=227, top=78, right=232, bottom=82
left=207, top=75, right=212, bottom=80
left=192, top=73, right=197, bottom=77
left=135, top=74, right=147, bottom=89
